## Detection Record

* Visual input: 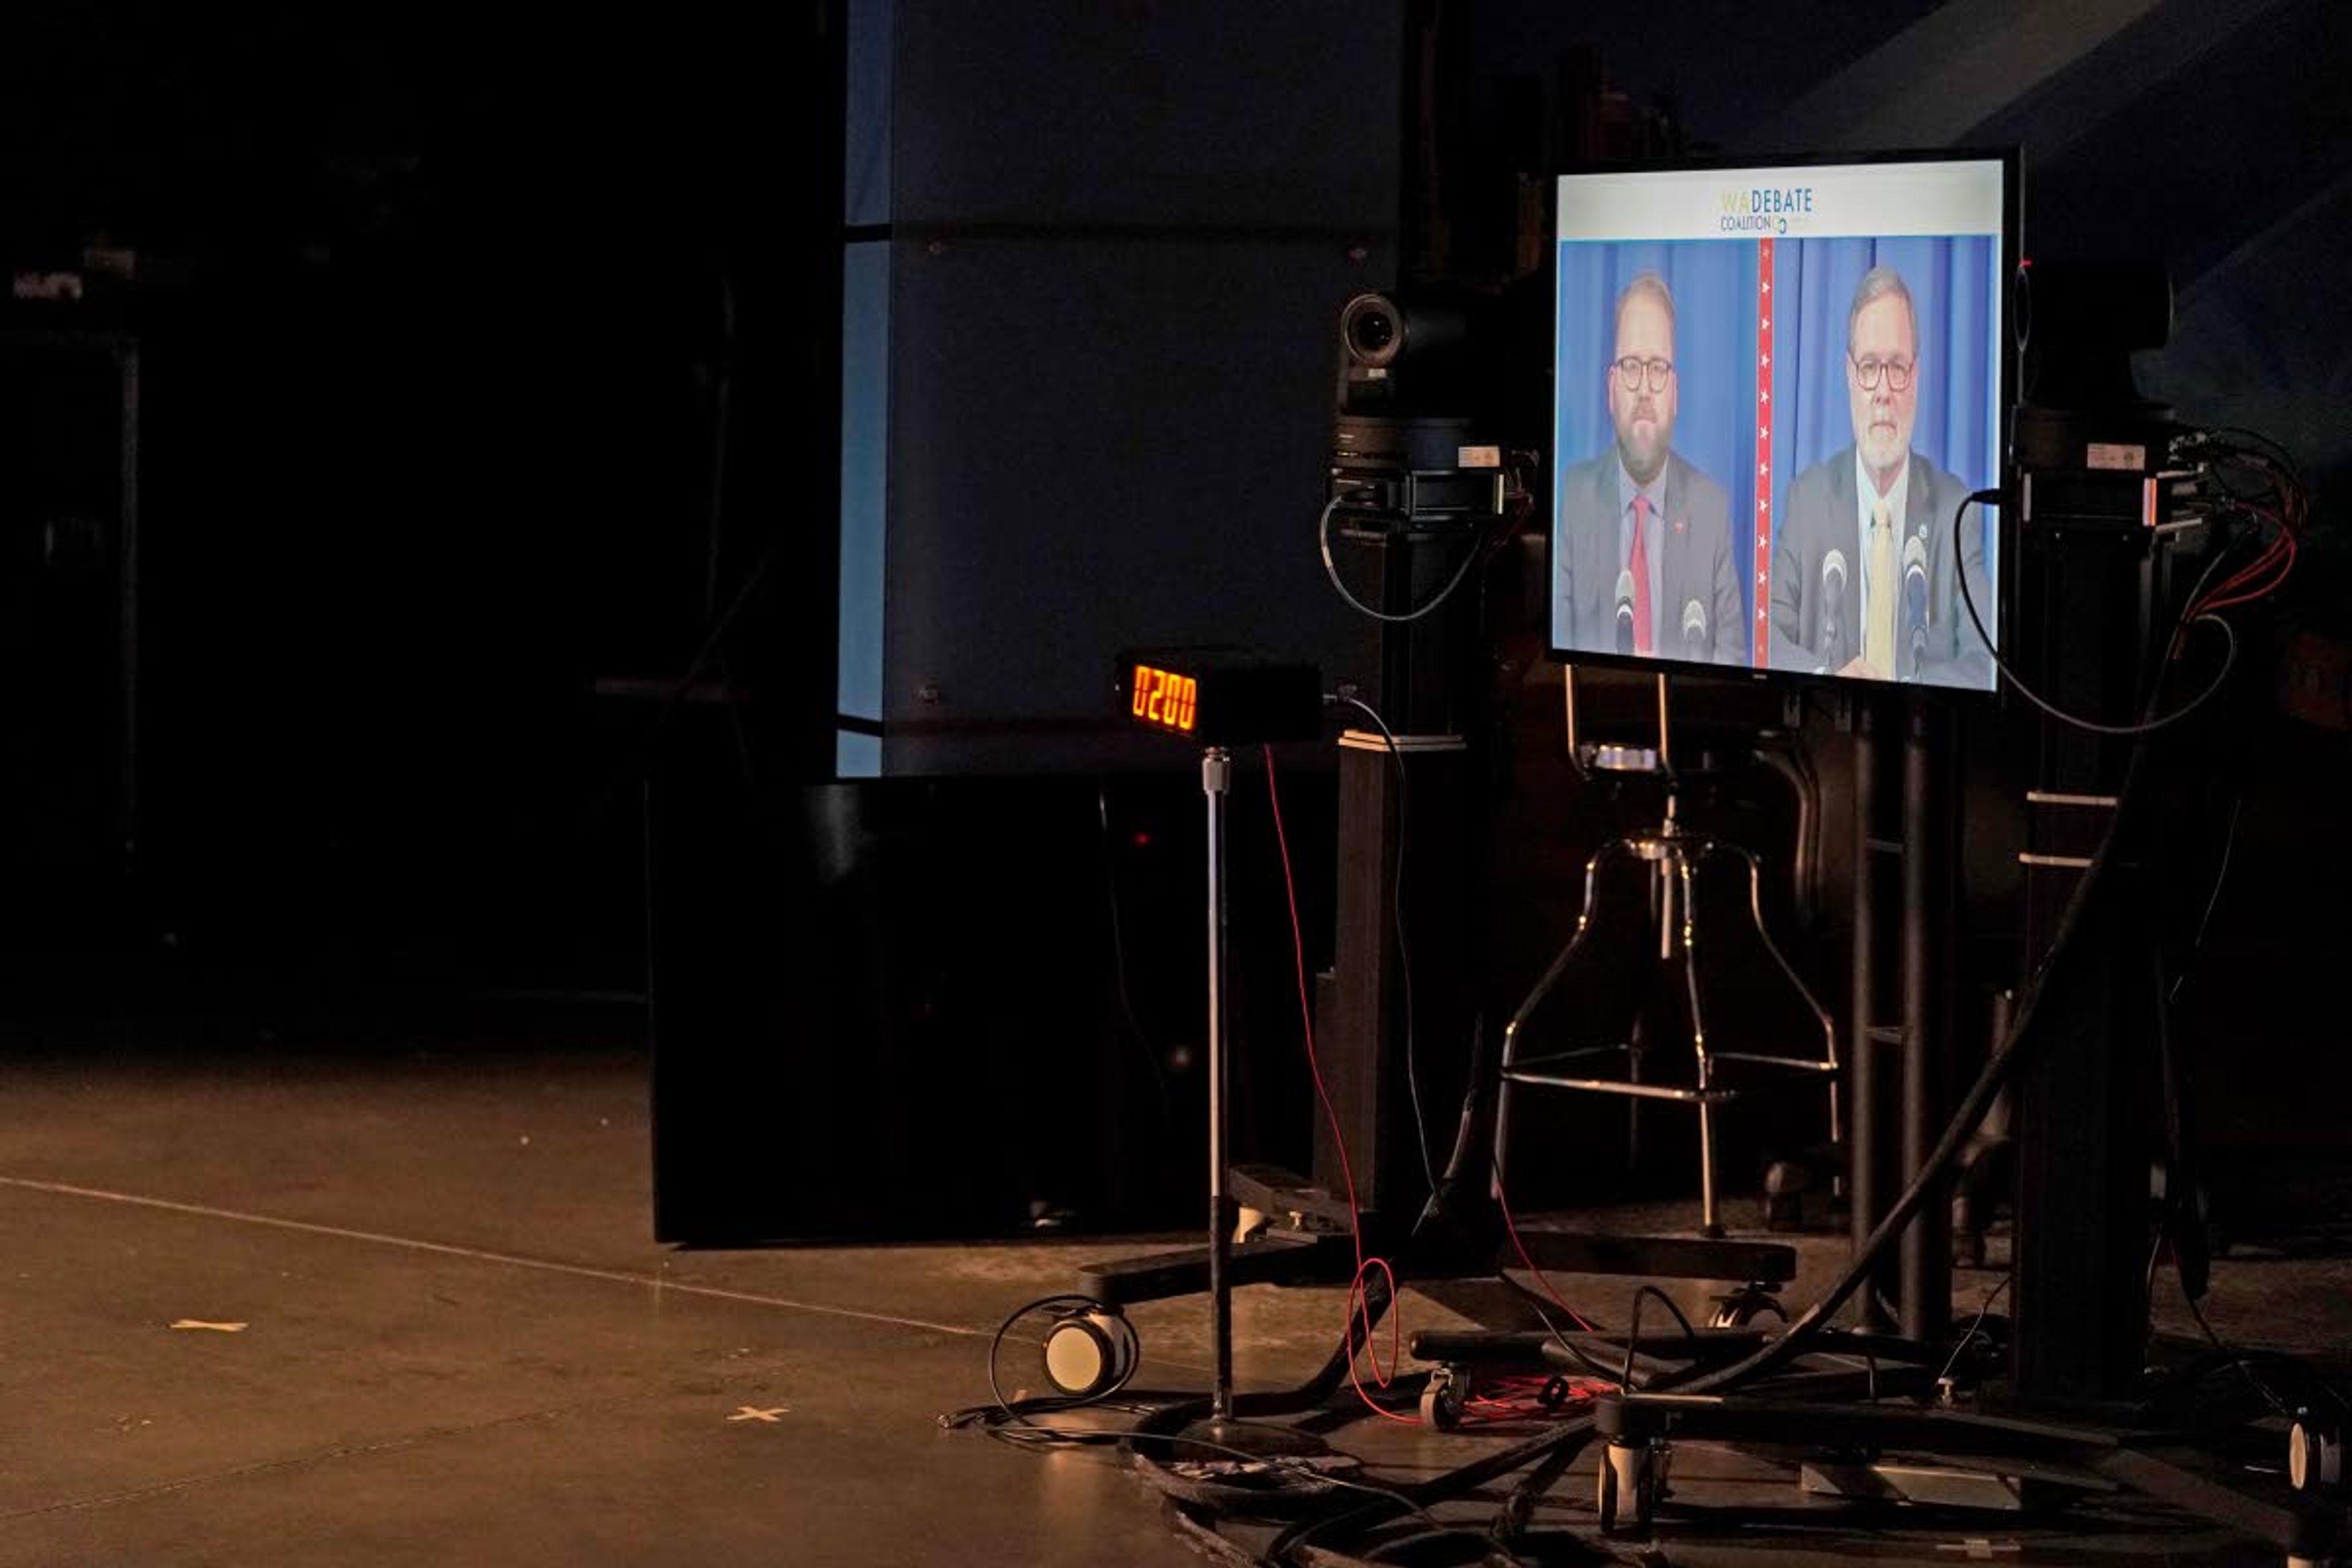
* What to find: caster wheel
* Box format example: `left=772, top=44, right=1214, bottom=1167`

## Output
left=1041, top=1307, right=1139, bottom=1399
left=1419, top=1368, right=1466, bottom=1431
left=1952, top=1226, right=1988, bottom=1268
left=1762, top=1160, right=1811, bottom=1232
left=1709, top=1286, right=1786, bottom=1329
left=1599, top=1440, right=1654, bottom=1534
left=2290, top=1417, right=2343, bottom=1494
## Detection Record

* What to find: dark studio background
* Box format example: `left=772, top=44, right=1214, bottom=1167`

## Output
left=0, top=7, right=820, bottom=1006
left=6, top=2, right=2350, bottom=1245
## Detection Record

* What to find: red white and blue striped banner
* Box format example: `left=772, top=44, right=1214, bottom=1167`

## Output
left=1753, top=237, right=1774, bottom=669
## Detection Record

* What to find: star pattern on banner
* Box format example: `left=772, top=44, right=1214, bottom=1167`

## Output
left=1753, top=238, right=1777, bottom=663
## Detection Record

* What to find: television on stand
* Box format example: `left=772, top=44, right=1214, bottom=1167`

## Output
left=1547, top=150, right=2019, bottom=694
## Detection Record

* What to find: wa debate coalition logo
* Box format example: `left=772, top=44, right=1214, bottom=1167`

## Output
left=1719, top=185, right=1815, bottom=235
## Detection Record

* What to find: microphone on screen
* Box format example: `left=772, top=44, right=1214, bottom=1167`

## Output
left=1902, top=531, right=1931, bottom=678
left=1820, top=548, right=1849, bottom=669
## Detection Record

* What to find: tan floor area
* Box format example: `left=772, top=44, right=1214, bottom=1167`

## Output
left=0, top=1017, right=2342, bottom=1566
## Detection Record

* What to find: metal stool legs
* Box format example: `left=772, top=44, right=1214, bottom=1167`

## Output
left=1494, top=828, right=1837, bottom=1237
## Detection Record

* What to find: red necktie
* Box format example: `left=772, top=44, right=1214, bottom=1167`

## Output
left=1630, top=492, right=1654, bottom=655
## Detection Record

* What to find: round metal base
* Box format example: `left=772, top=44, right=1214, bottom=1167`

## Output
left=1588, top=744, right=1662, bottom=774
left=1173, top=1417, right=1332, bottom=1461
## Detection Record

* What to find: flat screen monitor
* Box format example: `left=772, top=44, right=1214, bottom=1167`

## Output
left=1547, top=151, right=2016, bottom=692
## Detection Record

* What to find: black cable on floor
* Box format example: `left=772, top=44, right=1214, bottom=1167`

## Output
left=1052, top=491, right=2282, bottom=1568
left=1218, top=526, right=2258, bottom=1566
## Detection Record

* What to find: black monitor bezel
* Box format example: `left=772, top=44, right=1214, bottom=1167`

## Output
left=1539, top=145, right=2022, bottom=695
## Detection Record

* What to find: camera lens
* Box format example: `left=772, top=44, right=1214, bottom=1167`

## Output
left=1349, top=307, right=1396, bottom=358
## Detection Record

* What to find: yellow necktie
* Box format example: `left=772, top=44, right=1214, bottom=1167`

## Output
left=1866, top=496, right=1896, bottom=677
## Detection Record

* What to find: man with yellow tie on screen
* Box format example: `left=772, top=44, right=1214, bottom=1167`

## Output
left=1770, top=266, right=1991, bottom=687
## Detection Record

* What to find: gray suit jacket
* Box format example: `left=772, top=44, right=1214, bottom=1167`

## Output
left=1767, top=445, right=1992, bottom=689
left=1553, top=448, right=1745, bottom=665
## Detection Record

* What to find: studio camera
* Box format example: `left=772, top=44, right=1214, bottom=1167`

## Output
left=2013, top=257, right=2176, bottom=470
left=1329, top=288, right=1510, bottom=529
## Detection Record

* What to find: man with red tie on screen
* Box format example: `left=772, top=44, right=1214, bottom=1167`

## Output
left=1770, top=265, right=1991, bottom=687
left=1556, top=273, right=1743, bottom=665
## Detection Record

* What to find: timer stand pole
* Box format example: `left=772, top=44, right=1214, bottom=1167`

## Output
left=1204, top=745, right=1237, bottom=1426
left=1182, top=744, right=1325, bottom=1457
left=1042, top=657, right=1359, bottom=1437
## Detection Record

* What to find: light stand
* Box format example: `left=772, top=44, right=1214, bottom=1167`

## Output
left=1897, top=692, right=1957, bottom=1348
left=2006, top=263, right=2213, bottom=1406
left=1845, top=690, right=1958, bottom=1343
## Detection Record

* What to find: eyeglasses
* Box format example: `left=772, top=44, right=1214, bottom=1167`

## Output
left=1849, top=355, right=1915, bottom=391
left=1613, top=356, right=1674, bottom=392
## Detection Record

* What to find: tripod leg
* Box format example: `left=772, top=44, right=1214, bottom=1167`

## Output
left=1494, top=839, right=1626, bottom=1199
left=1627, top=853, right=1679, bottom=1172
left=1626, top=1013, right=1646, bottom=1175
left=2154, top=935, right=2209, bottom=1298
left=1717, top=841, right=1843, bottom=1156
left=1680, top=850, right=1721, bottom=1238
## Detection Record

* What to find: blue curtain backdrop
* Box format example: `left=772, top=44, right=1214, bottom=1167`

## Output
left=1554, top=241, right=1761, bottom=649
left=1769, top=234, right=2001, bottom=574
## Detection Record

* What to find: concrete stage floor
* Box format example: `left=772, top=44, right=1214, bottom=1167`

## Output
left=1, top=1008, right=2345, bottom=1567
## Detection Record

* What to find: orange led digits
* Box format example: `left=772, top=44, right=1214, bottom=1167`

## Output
left=1129, top=665, right=1201, bottom=734
left=1116, top=650, right=1322, bottom=746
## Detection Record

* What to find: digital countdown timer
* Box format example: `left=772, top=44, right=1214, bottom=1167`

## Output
left=1114, top=649, right=1324, bottom=747
left=1129, top=663, right=1200, bottom=734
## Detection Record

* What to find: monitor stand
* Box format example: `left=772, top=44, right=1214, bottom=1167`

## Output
left=1050, top=674, right=1802, bottom=1423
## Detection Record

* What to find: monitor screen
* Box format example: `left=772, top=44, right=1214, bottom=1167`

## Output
left=1547, top=152, right=2015, bottom=692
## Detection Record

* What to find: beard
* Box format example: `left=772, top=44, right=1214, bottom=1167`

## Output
left=1616, top=405, right=1669, bottom=485
left=1858, top=404, right=1907, bottom=477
